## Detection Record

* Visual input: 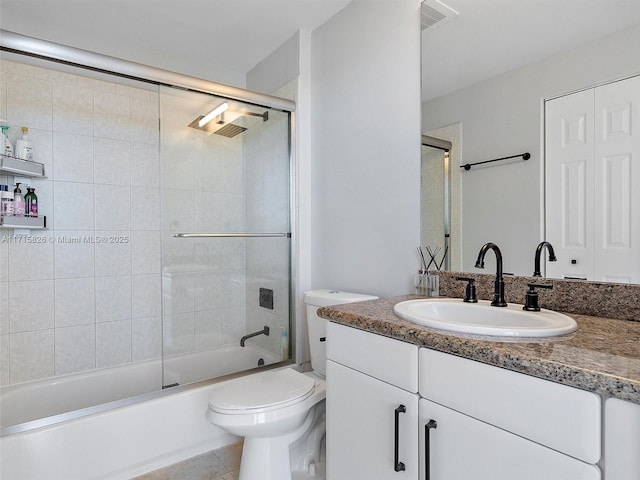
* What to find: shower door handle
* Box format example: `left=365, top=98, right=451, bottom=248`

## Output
left=174, top=232, right=291, bottom=238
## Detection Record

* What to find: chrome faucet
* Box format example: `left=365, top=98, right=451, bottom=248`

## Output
left=533, top=241, right=557, bottom=277
left=474, top=242, right=507, bottom=307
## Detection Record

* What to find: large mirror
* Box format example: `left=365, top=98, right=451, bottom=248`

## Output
left=420, top=0, right=640, bottom=282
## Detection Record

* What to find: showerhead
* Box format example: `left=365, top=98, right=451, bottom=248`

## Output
left=188, top=108, right=268, bottom=138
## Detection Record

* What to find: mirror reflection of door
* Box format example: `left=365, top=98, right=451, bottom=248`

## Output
left=421, top=136, right=451, bottom=271
left=545, top=74, right=640, bottom=283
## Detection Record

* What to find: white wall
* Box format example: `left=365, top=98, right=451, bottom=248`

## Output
left=422, top=24, right=640, bottom=276
left=310, top=0, right=422, bottom=298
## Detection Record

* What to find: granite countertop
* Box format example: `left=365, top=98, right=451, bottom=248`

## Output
left=318, top=295, right=640, bottom=405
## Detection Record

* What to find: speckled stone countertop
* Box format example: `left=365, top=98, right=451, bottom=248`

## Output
left=318, top=295, right=640, bottom=405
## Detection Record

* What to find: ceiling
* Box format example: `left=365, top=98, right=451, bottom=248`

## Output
left=422, top=0, right=640, bottom=100
left=0, top=0, right=352, bottom=84
left=1, top=0, right=639, bottom=101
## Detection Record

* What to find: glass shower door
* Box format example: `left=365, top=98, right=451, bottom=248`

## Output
left=158, top=86, right=292, bottom=388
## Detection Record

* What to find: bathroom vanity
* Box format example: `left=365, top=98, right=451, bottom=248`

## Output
left=320, top=293, right=640, bottom=480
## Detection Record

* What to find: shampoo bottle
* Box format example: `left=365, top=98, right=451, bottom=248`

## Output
left=280, top=327, right=289, bottom=359
left=13, top=183, right=25, bottom=216
left=15, top=127, right=34, bottom=161
left=1, top=125, right=14, bottom=157
left=25, top=186, right=38, bottom=217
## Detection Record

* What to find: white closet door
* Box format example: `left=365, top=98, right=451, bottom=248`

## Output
left=545, top=88, right=595, bottom=280
left=593, top=75, right=640, bottom=283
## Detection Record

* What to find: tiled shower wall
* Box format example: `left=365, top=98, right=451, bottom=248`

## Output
left=0, top=58, right=162, bottom=386
left=0, top=57, right=291, bottom=388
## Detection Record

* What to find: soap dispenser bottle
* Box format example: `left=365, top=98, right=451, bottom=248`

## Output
left=13, top=183, right=25, bottom=216
left=15, top=127, right=34, bottom=161
left=1, top=124, right=14, bottom=157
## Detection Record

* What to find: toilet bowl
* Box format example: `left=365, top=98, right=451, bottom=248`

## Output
left=206, top=289, right=377, bottom=480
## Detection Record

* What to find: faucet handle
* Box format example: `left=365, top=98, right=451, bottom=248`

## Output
left=523, top=283, right=553, bottom=311
left=456, top=277, right=478, bottom=303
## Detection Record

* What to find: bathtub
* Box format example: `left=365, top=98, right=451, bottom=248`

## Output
left=1, top=344, right=279, bottom=430
left=1, top=344, right=287, bottom=480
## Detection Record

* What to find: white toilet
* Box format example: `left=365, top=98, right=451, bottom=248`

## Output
left=206, top=289, right=378, bottom=480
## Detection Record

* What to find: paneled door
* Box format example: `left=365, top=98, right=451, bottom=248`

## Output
left=545, top=75, right=640, bottom=283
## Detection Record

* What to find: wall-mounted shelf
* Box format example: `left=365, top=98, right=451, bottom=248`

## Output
left=0, top=215, right=47, bottom=229
left=0, top=155, right=47, bottom=178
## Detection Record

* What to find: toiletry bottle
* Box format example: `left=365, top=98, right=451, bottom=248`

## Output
left=15, top=127, right=34, bottom=161
left=280, top=327, right=289, bottom=359
left=1, top=125, right=14, bottom=157
left=13, top=183, right=25, bottom=216
left=0, top=185, right=13, bottom=216
left=25, top=186, right=38, bottom=217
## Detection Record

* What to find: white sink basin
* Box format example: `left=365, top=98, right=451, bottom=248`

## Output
left=393, top=298, right=577, bottom=337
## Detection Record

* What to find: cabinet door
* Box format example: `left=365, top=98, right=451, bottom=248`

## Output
left=605, top=398, right=640, bottom=479
left=419, top=399, right=600, bottom=480
left=327, top=360, right=419, bottom=480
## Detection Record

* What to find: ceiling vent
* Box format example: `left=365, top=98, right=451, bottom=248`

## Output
left=421, top=0, right=459, bottom=31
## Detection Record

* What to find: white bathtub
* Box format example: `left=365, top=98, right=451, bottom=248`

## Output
left=1, top=344, right=286, bottom=480
left=1, top=344, right=279, bottom=430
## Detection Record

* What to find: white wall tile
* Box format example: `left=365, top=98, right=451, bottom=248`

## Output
left=94, top=185, right=131, bottom=230
left=0, top=334, right=8, bottom=386
left=96, top=319, right=131, bottom=368
left=0, top=242, right=8, bottom=282
left=130, top=187, right=160, bottom=231
left=132, top=274, right=161, bottom=319
left=0, top=282, right=9, bottom=334
left=54, top=277, right=95, bottom=327
left=222, top=306, right=247, bottom=346
left=7, top=232, right=54, bottom=281
left=52, top=82, right=93, bottom=136
left=163, top=271, right=194, bottom=316
left=194, top=310, right=223, bottom=351
left=131, top=230, right=161, bottom=274
left=163, top=312, right=194, bottom=356
left=9, top=279, right=54, bottom=333
left=94, top=231, right=131, bottom=276
left=94, top=137, right=131, bottom=186
left=10, top=329, right=54, bottom=383
left=130, top=95, right=159, bottom=145
left=55, top=324, right=96, bottom=375
left=132, top=316, right=162, bottom=362
left=53, top=182, right=94, bottom=230
left=95, top=275, right=131, bottom=323
left=131, top=142, right=160, bottom=188
left=6, top=73, right=53, bottom=130
left=54, top=230, right=95, bottom=278
left=52, top=132, right=94, bottom=183
left=94, top=91, right=130, bottom=141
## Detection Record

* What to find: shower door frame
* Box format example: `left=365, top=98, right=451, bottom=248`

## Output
left=0, top=30, right=299, bottom=435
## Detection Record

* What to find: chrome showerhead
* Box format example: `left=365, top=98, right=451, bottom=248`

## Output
left=188, top=107, right=268, bottom=138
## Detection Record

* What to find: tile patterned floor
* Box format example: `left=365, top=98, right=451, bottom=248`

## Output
left=133, top=440, right=243, bottom=480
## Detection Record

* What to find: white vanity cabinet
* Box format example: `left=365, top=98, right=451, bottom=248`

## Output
left=326, top=322, right=420, bottom=480
left=604, top=397, right=640, bottom=479
left=419, top=349, right=601, bottom=480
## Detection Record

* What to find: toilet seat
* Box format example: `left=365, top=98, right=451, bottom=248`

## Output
left=208, top=368, right=315, bottom=415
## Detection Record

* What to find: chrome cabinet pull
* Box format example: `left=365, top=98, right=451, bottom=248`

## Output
left=394, top=405, right=406, bottom=472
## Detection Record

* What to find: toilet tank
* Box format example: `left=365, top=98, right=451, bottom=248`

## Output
left=303, top=289, right=378, bottom=377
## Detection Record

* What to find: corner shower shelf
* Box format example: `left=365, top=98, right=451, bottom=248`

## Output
left=0, top=215, right=47, bottom=229
left=0, top=155, right=47, bottom=178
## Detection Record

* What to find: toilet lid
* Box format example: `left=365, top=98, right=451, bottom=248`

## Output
left=208, top=368, right=315, bottom=413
